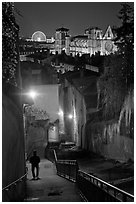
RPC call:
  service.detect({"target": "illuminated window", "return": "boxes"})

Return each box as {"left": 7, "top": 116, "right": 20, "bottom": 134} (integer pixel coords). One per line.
{"left": 56, "top": 33, "right": 60, "bottom": 39}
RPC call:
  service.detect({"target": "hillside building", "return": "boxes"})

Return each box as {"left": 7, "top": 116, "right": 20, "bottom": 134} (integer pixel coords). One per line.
{"left": 19, "top": 25, "right": 117, "bottom": 61}
{"left": 56, "top": 25, "right": 117, "bottom": 56}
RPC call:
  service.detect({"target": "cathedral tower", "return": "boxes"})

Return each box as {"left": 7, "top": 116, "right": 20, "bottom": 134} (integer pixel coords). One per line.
{"left": 55, "top": 27, "right": 69, "bottom": 54}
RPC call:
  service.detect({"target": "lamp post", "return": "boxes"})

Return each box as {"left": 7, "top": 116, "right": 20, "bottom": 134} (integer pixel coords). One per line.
{"left": 27, "top": 90, "right": 37, "bottom": 100}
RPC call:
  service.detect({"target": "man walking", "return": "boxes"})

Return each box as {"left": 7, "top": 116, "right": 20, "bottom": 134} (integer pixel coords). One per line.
{"left": 30, "top": 150, "right": 40, "bottom": 180}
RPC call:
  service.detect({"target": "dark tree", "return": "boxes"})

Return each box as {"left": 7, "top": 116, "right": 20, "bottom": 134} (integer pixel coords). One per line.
{"left": 98, "top": 54, "right": 127, "bottom": 120}
{"left": 2, "top": 2, "right": 19, "bottom": 86}
{"left": 114, "top": 3, "right": 134, "bottom": 87}
{"left": 115, "top": 3, "right": 134, "bottom": 51}
{"left": 98, "top": 3, "right": 134, "bottom": 120}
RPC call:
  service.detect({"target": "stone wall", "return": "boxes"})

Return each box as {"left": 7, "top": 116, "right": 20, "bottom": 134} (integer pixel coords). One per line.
{"left": 59, "top": 80, "right": 86, "bottom": 145}
{"left": 27, "top": 124, "right": 48, "bottom": 159}
{"left": 85, "top": 120, "right": 133, "bottom": 162}
{"left": 2, "top": 85, "right": 26, "bottom": 201}
{"left": 85, "top": 91, "right": 134, "bottom": 162}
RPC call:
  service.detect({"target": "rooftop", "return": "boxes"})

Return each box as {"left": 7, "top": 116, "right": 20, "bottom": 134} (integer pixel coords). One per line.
{"left": 71, "top": 35, "right": 88, "bottom": 40}
{"left": 85, "top": 26, "right": 102, "bottom": 31}
{"left": 56, "top": 27, "right": 69, "bottom": 32}
{"left": 63, "top": 69, "right": 99, "bottom": 81}
{"left": 63, "top": 69, "right": 99, "bottom": 109}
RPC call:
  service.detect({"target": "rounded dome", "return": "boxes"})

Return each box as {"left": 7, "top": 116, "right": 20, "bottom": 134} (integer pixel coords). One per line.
{"left": 32, "top": 31, "right": 46, "bottom": 42}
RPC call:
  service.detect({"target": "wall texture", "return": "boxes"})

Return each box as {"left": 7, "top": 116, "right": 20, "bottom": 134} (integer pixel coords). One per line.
{"left": 2, "top": 86, "right": 26, "bottom": 201}
{"left": 25, "top": 84, "right": 59, "bottom": 158}
{"left": 27, "top": 124, "right": 48, "bottom": 158}
{"left": 85, "top": 120, "right": 134, "bottom": 162}
{"left": 59, "top": 80, "right": 86, "bottom": 145}
{"left": 85, "top": 91, "right": 134, "bottom": 162}
{"left": 30, "top": 84, "right": 59, "bottom": 122}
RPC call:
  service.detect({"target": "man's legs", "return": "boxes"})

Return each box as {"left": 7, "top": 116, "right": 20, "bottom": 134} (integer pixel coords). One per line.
{"left": 36, "top": 165, "right": 39, "bottom": 179}
{"left": 32, "top": 165, "right": 35, "bottom": 179}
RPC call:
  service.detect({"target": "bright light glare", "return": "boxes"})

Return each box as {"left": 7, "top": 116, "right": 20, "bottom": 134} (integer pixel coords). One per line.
{"left": 58, "top": 110, "right": 64, "bottom": 117}
{"left": 37, "top": 37, "right": 41, "bottom": 41}
{"left": 68, "top": 114, "right": 73, "bottom": 119}
{"left": 28, "top": 91, "right": 37, "bottom": 99}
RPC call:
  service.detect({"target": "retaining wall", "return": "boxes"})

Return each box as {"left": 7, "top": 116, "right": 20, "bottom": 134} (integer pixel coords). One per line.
{"left": 2, "top": 85, "right": 26, "bottom": 201}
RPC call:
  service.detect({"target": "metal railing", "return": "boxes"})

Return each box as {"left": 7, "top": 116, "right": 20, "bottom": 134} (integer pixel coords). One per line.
{"left": 53, "top": 149, "right": 58, "bottom": 162}
{"left": 53, "top": 149, "right": 78, "bottom": 182}
{"left": 53, "top": 150, "right": 134, "bottom": 202}
{"left": 56, "top": 159, "right": 79, "bottom": 182}
{"left": 2, "top": 167, "right": 28, "bottom": 201}
{"left": 45, "top": 148, "right": 57, "bottom": 162}
{"left": 77, "top": 170, "right": 134, "bottom": 202}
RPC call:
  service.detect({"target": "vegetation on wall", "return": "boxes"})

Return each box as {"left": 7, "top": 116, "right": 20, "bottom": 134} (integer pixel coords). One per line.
{"left": 2, "top": 2, "right": 19, "bottom": 86}
{"left": 98, "top": 3, "right": 134, "bottom": 120}
{"left": 114, "top": 3, "right": 134, "bottom": 87}
{"left": 25, "top": 105, "right": 49, "bottom": 120}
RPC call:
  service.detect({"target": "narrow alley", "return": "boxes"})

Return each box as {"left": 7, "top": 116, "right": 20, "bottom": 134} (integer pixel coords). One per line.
{"left": 25, "top": 159, "right": 82, "bottom": 202}
{"left": 2, "top": 2, "right": 134, "bottom": 202}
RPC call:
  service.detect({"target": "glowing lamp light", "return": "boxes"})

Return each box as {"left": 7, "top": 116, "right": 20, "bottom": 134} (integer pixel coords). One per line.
{"left": 28, "top": 91, "right": 37, "bottom": 99}
{"left": 68, "top": 114, "right": 73, "bottom": 119}
{"left": 58, "top": 110, "right": 64, "bottom": 117}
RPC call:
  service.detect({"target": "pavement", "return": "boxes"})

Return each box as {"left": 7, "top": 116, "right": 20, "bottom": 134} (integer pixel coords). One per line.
{"left": 25, "top": 149, "right": 134, "bottom": 202}
{"left": 25, "top": 159, "right": 82, "bottom": 202}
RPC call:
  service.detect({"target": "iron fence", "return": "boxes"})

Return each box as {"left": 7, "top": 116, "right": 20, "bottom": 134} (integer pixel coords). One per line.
{"left": 2, "top": 167, "right": 28, "bottom": 201}
{"left": 53, "top": 150, "right": 134, "bottom": 202}
{"left": 77, "top": 170, "right": 134, "bottom": 202}
{"left": 56, "top": 160, "right": 78, "bottom": 182}
{"left": 46, "top": 148, "right": 57, "bottom": 162}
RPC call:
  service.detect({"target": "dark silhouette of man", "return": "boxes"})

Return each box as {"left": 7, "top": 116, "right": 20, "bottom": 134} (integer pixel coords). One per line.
{"left": 30, "top": 150, "right": 40, "bottom": 180}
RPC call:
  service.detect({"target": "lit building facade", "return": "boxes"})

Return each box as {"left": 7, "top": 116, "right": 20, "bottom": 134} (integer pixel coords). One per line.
{"left": 19, "top": 31, "right": 56, "bottom": 62}
{"left": 19, "top": 26, "right": 117, "bottom": 62}
{"left": 55, "top": 25, "right": 117, "bottom": 56}
{"left": 55, "top": 27, "right": 69, "bottom": 54}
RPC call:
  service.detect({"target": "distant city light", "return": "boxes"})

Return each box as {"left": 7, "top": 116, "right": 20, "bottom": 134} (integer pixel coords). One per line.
{"left": 32, "top": 31, "right": 46, "bottom": 42}
{"left": 37, "top": 37, "right": 41, "bottom": 41}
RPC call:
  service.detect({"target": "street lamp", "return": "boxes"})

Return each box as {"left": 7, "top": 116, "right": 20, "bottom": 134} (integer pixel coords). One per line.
{"left": 58, "top": 110, "right": 73, "bottom": 120}
{"left": 27, "top": 90, "right": 37, "bottom": 99}
{"left": 58, "top": 110, "right": 77, "bottom": 144}
{"left": 68, "top": 114, "right": 73, "bottom": 119}
{"left": 58, "top": 109, "right": 64, "bottom": 117}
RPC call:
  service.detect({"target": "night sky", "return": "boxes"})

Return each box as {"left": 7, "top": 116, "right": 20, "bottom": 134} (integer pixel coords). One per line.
{"left": 14, "top": 2, "right": 133, "bottom": 38}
